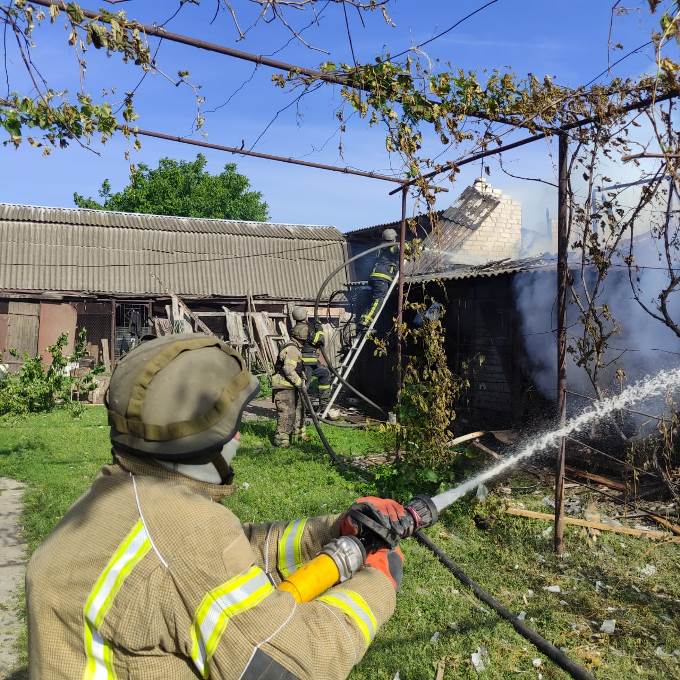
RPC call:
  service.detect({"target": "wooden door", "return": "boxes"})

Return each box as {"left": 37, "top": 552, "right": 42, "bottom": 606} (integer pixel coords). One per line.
{"left": 5, "top": 301, "right": 40, "bottom": 370}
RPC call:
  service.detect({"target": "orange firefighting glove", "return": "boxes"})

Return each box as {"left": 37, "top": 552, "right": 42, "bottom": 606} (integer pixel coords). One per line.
{"left": 365, "top": 546, "right": 404, "bottom": 591}
{"left": 340, "top": 496, "right": 409, "bottom": 545}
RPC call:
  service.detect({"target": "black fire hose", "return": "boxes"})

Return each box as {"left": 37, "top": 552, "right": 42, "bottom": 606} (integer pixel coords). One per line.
{"left": 313, "top": 242, "right": 395, "bottom": 416}
{"left": 415, "top": 530, "right": 595, "bottom": 680}
{"left": 299, "top": 392, "right": 594, "bottom": 680}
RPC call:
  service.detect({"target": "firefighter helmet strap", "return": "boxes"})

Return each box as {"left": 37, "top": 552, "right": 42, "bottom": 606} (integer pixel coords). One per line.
{"left": 107, "top": 337, "right": 250, "bottom": 442}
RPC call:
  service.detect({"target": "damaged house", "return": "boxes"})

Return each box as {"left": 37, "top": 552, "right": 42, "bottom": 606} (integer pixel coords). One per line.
{"left": 347, "top": 178, "right": 678, "bottom": 432}
{"left": 0, "top": 203, "right": 347, "bottom": 372}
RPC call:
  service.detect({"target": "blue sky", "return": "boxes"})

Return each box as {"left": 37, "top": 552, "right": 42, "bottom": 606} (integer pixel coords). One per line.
{"left": 0, "top": 0, "right": 666, "bottom": 232}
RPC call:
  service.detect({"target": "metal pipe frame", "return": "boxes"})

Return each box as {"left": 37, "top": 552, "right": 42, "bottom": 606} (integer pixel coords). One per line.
{"left": 554, "top": 132, "right": 569, "bottom": 555}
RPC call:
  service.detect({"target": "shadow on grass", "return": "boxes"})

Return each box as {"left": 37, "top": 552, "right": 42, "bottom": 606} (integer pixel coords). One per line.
{"left": 6, "top": 667, "right": 28, "bottom": 680}
{"left": 0, "top": 438, "right": 47, "bottom": 458}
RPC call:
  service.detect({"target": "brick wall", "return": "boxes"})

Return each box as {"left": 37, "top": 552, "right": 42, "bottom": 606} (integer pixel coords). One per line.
{"left": 452, "top": 178, "right": 522, "bottom": 263}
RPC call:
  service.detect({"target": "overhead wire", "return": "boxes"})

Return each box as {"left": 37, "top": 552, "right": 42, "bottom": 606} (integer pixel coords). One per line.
{"left": 388, "top": 0, "right": 501, "bottom": 60}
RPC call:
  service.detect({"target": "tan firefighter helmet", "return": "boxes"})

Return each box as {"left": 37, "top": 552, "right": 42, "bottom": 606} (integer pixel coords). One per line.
{"left": 291, "top": 306, "right": 308, "bottom": 322}
{"left": 382, "top": 228, "right": 398, "bottom": 242}
{"left": 106, "top": 334, "right": 259, "bottom": 460}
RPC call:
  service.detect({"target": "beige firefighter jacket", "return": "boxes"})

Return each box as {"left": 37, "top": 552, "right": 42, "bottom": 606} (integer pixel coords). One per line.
{"left": 272, "top": 341, "right": 303, "bottom": 390}
{"left": 26, "top": 453, "right": 395, "bottom": 680}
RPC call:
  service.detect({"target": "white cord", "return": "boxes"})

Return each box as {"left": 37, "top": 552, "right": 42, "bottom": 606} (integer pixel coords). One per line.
{"left": 131, "top": 473, "right": 169, "bottom": 569}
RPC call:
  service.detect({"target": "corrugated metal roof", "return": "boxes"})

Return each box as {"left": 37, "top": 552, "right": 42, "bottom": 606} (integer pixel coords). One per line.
{"left": 0, "top": 203, "right": 347, "bottom": 299}
{"left": 407, "top": 255, "right": 557, "bottom": 283}
{"left": 0, "top": 203, "right": 343, "bottom": 240}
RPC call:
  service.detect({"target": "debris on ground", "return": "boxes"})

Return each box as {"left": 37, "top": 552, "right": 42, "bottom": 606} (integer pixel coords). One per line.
{"left": 544, "top": 585, "right": 561, "bottom": 593}
{"left": 600, "top": 619, "right": 617, "bottom": 634}
{"left": 639, "top": 564, "right": 657, "bottom": 578}
{"left": 430, "top": 631, "right": 441, "bottom": 644}
{"left": 471, "top": 645, "right": 490, "bottom": 674}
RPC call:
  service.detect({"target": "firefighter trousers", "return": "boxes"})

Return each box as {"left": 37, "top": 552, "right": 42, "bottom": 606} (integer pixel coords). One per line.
{"left": 360, "top": 277, "right": 391, "bottom": 328}
{"left": 273, "top": 388, "right": 304, "bottom": 443}
{"left": 303, "top": 362, "right": 332, "bottom": 405}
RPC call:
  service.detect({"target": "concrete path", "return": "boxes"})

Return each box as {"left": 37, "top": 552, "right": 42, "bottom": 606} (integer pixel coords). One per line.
{"left": 0, "top": 478, "right": 26, "bottom": 679}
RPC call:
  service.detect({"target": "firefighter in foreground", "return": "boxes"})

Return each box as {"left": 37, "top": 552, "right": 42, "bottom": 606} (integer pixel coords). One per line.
{"left": 272, "top": 321, "right": 308, "bottom": 446}
{"left": 358, "top": 228, "right": 400, "bottom": 331}
{"left": 291, "top": 306, "right": 333, "bottom": 411}
{"left": 26, "top": 334, "right": 405, "bottom": 680}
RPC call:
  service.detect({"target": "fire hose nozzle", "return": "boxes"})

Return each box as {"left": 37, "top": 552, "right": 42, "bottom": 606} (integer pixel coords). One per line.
{"left": 404, "top": 495, "right": 439, "bottom": 535}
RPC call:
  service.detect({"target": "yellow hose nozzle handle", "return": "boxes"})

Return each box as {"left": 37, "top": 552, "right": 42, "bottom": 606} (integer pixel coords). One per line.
{"left": 278, "top": 536, "right": 366, "bottom": 603}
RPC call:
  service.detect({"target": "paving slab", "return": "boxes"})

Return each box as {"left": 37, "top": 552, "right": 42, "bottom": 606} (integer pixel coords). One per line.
{"left": 0, "top": 478, "right": 26, "bottom": 679}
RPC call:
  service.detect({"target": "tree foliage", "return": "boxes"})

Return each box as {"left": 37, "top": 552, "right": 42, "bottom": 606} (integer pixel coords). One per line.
{"left": 73, "top": 154, "right": 269, "bottom": 221}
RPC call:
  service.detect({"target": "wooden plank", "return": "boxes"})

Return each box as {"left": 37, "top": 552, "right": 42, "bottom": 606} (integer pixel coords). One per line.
{"left": 564, "top": 466, "right": 627, "bottom": 492}
{"left": 251, "top": 313, "right": 278, "bottom": 368}
{"left": 8, "top": 301, "right": 40, "bottom": 316}
{"left": 173, "top": 294, "right": 213, "bottom": 335}
{"left": 505, "top": 507, "right": 680, "bottom": 542}
{"left": 647, "top": 514, "right": 680, "bottom": 537}
{"left": 449, "top": 431, "right": 485, "bottom": 446}
{"left": 101, "top": 338, "right": 111, "bottom": 372}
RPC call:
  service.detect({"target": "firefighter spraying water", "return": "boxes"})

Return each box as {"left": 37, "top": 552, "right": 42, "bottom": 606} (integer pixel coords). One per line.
{"left": 284, "top": 366, "right": 680, "bottom": 604}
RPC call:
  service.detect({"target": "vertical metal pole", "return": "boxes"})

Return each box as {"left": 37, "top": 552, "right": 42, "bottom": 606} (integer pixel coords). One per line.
{"left": 110, "top": 299, "right": 116, "bottom": 369}
{"left": 554, "top": 133, "right": 569, "bottom": 556}
{"left": 396, "top": 187, "right": 407, "bottom": 397}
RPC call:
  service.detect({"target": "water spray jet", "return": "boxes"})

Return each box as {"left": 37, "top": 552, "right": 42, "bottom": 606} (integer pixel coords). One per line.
{"left": 432, "top": 366, "right": 680, "bottom": 513}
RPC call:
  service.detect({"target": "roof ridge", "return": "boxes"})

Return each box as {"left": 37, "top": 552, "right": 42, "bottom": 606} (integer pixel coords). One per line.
{"left": 0, "top": 202, "right": 338, "bottom": 231}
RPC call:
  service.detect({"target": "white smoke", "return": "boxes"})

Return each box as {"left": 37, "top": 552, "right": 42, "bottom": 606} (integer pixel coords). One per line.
{"left": 514, "top": 232, "right": 679, "bottom": 417}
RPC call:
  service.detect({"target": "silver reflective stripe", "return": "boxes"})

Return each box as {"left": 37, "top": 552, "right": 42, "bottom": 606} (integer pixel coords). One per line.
{"left": 190, "top": 566, "right": 274, "bottom": 678}
{"left": 82, "top": 520, "right": 151, "bottom": 680}
{"left": 317, "top": 589, "right": 377, "bottom": 646}
{"left": 277, "top": 519, "right": 307, "bottom": 578}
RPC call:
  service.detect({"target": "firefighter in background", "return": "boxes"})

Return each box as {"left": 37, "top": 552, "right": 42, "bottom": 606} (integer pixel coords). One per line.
{"left": 291, "top": 307, "right": 332, "bottom": 411}
{"left": 271, "top": 323, "right": 308, "bottom": 447}
{"left": 26, "top": 334, "right": 404, "bottom": 679}
{"left": 358, "top": 228, "right": 400, "bottom": 331}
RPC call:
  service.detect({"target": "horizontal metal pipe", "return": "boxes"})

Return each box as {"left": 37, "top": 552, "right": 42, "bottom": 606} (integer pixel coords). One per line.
{"left": 126, "top": 127, "right": 406, "bottom": 183}
{"left": 390, "top": 89, "right": 679, "bottom": 194}
{"left": 28, "top": 0, "right": 531, "bottom": 131}
{"left": 28, "top": 0, "right": 347, "bottom": 85}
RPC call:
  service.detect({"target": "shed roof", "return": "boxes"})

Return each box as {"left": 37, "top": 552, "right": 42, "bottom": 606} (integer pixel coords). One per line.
{"left": 407, "top": 255, "right": 557, "bottom": 283}
{"left": 0, "top": 203, "right": 347, "bottom": 300}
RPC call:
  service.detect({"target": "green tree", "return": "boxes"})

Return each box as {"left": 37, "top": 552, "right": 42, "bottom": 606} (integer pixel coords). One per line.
{"left": 73, "top": 154, "right": 269, "bottom": 221}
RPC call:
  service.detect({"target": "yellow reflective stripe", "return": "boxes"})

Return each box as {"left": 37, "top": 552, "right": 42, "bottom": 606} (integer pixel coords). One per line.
{"left": 190, "top": 566, "right": 274, "bottom": 678}
{"left": 370, "top": 272, "right": 394, "bottom": 281}
{"left": 361, "top": 299, "right": 380, "bottom": 324}
{"left": 277, "top": 519, "right": 308, "bottom": 578}
{"left": 318, "top": 384, "right": 331, "bottom": 391}
{"left": 312, "top": 331, "right": 324, "bottom": 344}
{"left": 82, "top": 520, "right": 151, "bottom": 680}
{"left": 317, "top": 589, "right": 377, "bottom": 646}
{"left": 301, "top": 357, "right": 318, "bottom": 363}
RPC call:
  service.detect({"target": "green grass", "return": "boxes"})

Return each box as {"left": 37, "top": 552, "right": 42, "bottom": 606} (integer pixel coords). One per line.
{"left": 1, "top": 409, "right": 679, "bottom": 679}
